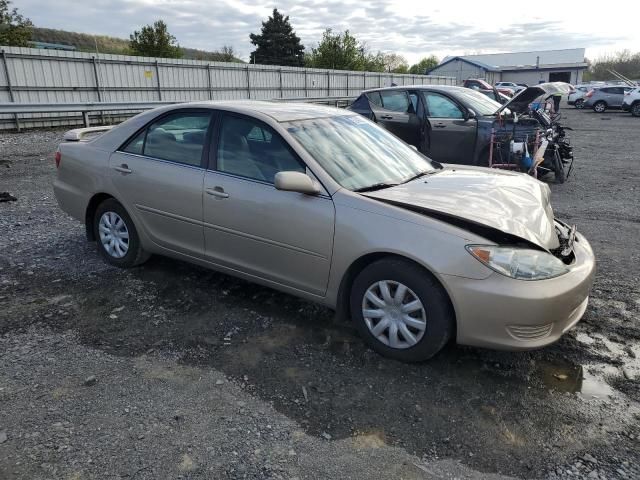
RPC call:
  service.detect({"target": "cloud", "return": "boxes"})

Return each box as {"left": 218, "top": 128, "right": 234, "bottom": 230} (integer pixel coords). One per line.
{"left": 17, "top": 0, "right": 628, "bottom": 62}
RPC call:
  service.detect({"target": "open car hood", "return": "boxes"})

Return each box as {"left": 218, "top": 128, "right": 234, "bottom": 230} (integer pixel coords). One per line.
{"left": 496, "top": 82, "right": 572, "bottom": 114}
{"left": 363, "top": 166, "right": 560, "bottom": 250}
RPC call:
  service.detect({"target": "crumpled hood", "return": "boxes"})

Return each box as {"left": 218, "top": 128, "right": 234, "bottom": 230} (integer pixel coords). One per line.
{"left": 363, "top": 166, "right": 560, "bottom": 250}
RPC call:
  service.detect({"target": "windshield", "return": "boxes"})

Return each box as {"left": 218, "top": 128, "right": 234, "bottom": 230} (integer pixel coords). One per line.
{"left": 286, "top": 115, "right": 435, "bottom": 191}
{"left": 455, "top": 89, "right": 503, "bottom": 115}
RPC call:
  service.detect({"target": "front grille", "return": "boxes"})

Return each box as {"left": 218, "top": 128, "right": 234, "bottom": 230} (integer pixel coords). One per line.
{"left": 507, "top": 323, "right": 554, "bottom": 341}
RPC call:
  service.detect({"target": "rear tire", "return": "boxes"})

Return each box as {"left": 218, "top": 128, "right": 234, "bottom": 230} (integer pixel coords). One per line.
{"left": 93, "top": 198, "right": 149, "bottom": 268}
{"left": 575, "top": 99, "right": 585, "bottom": 109}
{"left": 349, "top": 258, "right": 454, "bottom": 362}
{"left": 593, "top": 101, "right": 606, "bottom": 113}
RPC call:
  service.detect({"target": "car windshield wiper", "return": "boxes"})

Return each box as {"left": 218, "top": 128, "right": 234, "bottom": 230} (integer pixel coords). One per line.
{"left": 353, "top": 182, "right": 399, "bottom": 193}
{"left": 400, "top": 170, "right": 439, "bottom": 184}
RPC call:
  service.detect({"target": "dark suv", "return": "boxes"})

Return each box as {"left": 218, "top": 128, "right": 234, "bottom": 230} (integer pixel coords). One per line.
{"left": 348, "top": 85, "right": 542, "bottom": 166}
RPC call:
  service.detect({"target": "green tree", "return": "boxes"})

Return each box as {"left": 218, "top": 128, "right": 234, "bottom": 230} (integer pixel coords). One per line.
{"left": 219, "top": 45, "right": 236, "bottom": 62}
{"left": 0, "top": 0, "right": 33, "bottom": 47}
{"left": 249, "top": 8, "right": 304, "bottom": 66}
{"left": 408, "top": 55, "right": 439, "bottom": 74}
{"left": 382, "top": 53, "right": 409, "bottom": 73}
{"left": 588, "top": 50, "right": 640, "bottom": 82}
{"left": 129, "top": 20, "right": 182, "bottom": 58}
{"left": 305, "top": 29, "right": 385, "bottom": 71}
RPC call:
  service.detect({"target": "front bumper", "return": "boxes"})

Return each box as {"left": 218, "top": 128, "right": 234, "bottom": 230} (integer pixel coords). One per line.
{"left": 442, "top": 232, "right": 596, "bottom": 350}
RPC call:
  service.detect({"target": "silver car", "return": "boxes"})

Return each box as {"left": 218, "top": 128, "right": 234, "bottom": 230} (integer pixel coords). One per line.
{"left": 54, "top": 101, "right": 595, "bottom": 361}
{"left": 567, "top": 85, "right": 591, "bottom": 109}
{"left": 583, "top": 85, "right": 636, "bottom": 112}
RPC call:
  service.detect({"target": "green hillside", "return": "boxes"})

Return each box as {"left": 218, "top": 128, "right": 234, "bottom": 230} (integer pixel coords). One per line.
{"left": 30, "top": 27, "right": 244, "bottom": 62}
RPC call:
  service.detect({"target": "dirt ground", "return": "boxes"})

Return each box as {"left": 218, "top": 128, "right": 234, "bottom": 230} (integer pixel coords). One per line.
{"left": 0, "top": 106, "right": 639, "bottom": 480}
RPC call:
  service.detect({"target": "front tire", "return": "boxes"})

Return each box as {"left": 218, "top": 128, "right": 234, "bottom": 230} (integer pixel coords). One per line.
{"left": 593, "top": 101, "right": 606, "bottom": 113}
{"left": 349, "top": 258, "right": 454, "bottom": 362}
{"left": 93, "top": 198, "right": 149, "bottom": 268}
{"left": 632, "top": 103, "right": 640, "bottom": 117}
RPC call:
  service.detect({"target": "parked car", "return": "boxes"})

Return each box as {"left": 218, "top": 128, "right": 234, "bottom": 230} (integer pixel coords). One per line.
{"left": 348, "top": 83, "right": 563, "bottom": 166}
{"left": 495, "top": 81, "right": 526, "bottom": 94}
{"left": 479, "top": 89, "right": 511, "bottom": 104}
{"left": 54, "top": 101, "right": 595, "bottom": 362}
{"left": 583, "top": 85, "right": 636, "bottom": 112}
{"left": 621, "top": 86, "right": 640, "bottom": 117}
{"left": 463, "top": 78, "right": 514, "bottom": 97}
{"left": 567, "top": 85, "right": 591, "bottom": 109}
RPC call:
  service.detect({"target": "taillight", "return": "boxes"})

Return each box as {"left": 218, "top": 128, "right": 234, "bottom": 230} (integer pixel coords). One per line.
{"left": 55, "top": 151, "right": 61, "bottom": 168}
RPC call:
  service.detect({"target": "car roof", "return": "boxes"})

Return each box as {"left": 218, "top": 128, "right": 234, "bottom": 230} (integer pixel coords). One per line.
{"left": 162, "top": 100, "right": 354, "bottom": 123}
{"left": 363, "top": 85, "right": 472, "bottom": 94}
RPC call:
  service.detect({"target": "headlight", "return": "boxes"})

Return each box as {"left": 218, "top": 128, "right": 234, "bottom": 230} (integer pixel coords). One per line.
{"left": 466, "top": 245, "right": 569, "bottom": 280}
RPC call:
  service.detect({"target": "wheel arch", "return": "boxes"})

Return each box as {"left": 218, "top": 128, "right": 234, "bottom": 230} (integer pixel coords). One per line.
{"left": 85, "top": 192, "right": 115, "bottom": 241}
{"left": 335, "top": 252, "right": 457, "bottom": 335}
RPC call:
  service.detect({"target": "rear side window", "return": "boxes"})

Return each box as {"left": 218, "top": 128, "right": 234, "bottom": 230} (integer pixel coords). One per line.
{"left": 380, "top": 90, "right": 410, "bottom": 112}
{"left": 367, "top": 91, "right": 383, "bottom": 107}
{"left": 123, "top": 130, "right": 145, "bottom": 155}
{"left": 122, "top": 112, "right": 211, "bottom": 167}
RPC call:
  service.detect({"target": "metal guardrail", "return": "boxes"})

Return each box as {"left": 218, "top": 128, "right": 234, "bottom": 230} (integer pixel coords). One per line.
{"left": 0, "top": 97, "right": 356, "bottom": 130}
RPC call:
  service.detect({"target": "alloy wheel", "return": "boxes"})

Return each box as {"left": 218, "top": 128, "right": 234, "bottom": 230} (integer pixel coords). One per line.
{"left": 98, "top": 211, "right": 130, "bottom": 258}
{"left": 575, "top": 99, "right": 584, "bottom": 109}
{"left": 632, "top": 103, "right": 640, "bottom": 117}
{"left": 594, "top": 102, "right": 606, "bottom": 113}
{"left": 361, "top": 280, "right": 427, "bottom": 349}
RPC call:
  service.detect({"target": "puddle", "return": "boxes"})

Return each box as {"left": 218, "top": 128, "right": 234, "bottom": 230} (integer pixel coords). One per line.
{"left": 539, "top": 362, "right": 616, "bottom": 400}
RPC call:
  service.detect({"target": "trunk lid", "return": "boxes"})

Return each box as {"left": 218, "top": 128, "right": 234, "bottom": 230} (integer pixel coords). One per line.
{"left": 497, "top": 82, "right": 572, "bottom": 114}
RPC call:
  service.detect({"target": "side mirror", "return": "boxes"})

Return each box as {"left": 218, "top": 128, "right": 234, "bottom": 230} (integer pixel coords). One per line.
{"left": 465, "top": 109, "right": 477, "bottom": 120}
{"left": 274, "top": 171, "right": 320, "bottom": 195}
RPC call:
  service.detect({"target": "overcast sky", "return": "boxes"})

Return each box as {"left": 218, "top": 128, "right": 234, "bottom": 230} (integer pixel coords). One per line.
{"left": 17, "top": 0, "right": 635, "bottom": 63}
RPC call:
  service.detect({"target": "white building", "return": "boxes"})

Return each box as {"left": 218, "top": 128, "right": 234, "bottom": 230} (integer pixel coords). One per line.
{"left": 427, "top": 48, "right": 587, "bottom": 85}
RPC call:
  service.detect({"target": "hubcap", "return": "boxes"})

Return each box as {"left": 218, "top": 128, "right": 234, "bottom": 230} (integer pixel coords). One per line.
{"left": 98, "top": 211, "right": 130, "bottom": 258}
{"left": 362, "top": 280, "right": 427, "bottom": 349}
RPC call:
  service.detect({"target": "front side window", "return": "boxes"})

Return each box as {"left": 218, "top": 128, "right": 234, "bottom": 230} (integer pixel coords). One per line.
{"left": 381, "top": 90, "right": 410, "bottom": 112}
{"left": 286, "top": 114, "right": 436, "bottom": 191}
{"left": 425, "top": 92, "right": 464, "bottom": 118}
{"left": 216, "top": 115, "right": 304, "bottom": 183}
{"left": 123, "top": 112, "right": 211, "bottom": 167}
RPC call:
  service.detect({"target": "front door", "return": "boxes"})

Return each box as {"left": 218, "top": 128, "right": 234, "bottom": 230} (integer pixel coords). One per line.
{"left": 423, "top": 91, "right": 477, "bottom": 165}
{"left": 202, "top": 113, "right": 335, "bottom": 296}
{"left": 109, "top": 110, "right": 213, "bottom": 256}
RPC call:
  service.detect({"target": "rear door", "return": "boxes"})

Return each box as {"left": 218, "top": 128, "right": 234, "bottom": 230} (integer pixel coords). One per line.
{"left": 202, "top": 112, "right": 335, "bottom": 296}
{"left": 109, "top": 110, "right": 213, "bottom": 256}
{"left": 369, "top": 90, "right": 421, "bottom": 147}
{"left": 423, "top": 91, "right": 476, "bottom": 164}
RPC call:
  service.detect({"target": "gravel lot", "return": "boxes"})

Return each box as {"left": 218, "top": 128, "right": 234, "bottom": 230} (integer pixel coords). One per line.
{"left": 1, "top": 107, "right": 639, "bottom": 480}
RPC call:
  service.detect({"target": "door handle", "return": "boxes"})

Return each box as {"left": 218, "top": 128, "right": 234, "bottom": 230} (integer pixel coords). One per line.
{"left": 114, "top": 164, "right": 132, "bottom": 174}
{"left": 433, "top": 123, "right": 446, "bottom": 128}
{"left": 206, "top": 187, "right": 229, "bottom": 199}
{"left": 380, "top": 115, "right": 393, "bottom": 120}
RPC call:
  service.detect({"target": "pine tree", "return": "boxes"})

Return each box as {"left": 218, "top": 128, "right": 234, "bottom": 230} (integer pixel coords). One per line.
{"left": 249, "top": 9, "right": 304, "bottom": 66}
